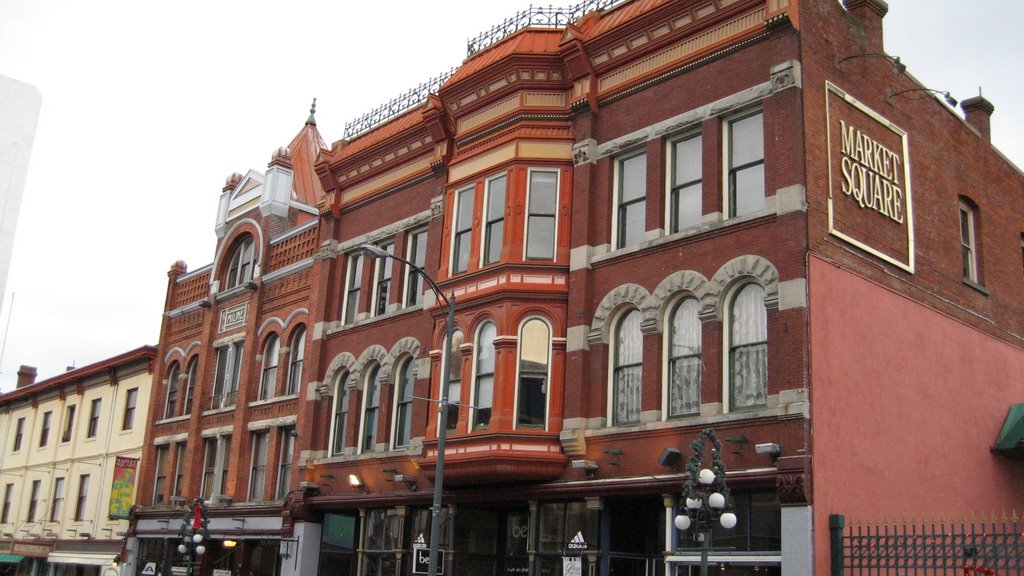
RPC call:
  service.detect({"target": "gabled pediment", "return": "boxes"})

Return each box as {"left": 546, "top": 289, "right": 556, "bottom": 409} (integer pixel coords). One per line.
{"left": 227, "top": 170, "right": 265, "bottom": 219}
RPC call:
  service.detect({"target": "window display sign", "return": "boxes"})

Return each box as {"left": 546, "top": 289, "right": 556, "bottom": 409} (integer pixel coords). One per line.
{"left": 825, "top": 81, "right": 915, "bottom": 273}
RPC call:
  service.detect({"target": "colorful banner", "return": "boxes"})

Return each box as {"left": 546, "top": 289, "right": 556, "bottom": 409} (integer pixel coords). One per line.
{"left": 108, "top": 456, "right": 138, "bottom": 519}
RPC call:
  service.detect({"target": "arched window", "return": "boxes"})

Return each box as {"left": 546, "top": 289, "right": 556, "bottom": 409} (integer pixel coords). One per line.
{"left": 183, "top": 357, "right": 198, "bottom": 415}
{"left": 612, "top": 309, "right": 642, "bottom": 426}
{"left": 225, "top": 236, "right": 256, "bottom": 289}
{"left": 473, "top": 322, "right": 496, "bottom": 429}
{"left": 667, "top": 298, "right": 701, "bottom": 418}
{"left": 163, "top": 363, "right": 180, "bottom": 420}
{"left": 331, "top": 371, "right": 350, "bottom": 456}
{"left": 286, "top": 326, "right": 306, "bottom": 396}
{"left": 360, "top": 364, "right": 382, "bottom": 453}
{"left": 446, "top": 330, "right": 464, "bottom": 432}
{"left": 517, "top": 319, "right": 550, "bottom": 429}
{"left": 392, "top": 358, "right": 415, "bottom": 449}
{"left": 728, "top": 283, "right": 767, "bottom": 410}
{"left": 259, "top": 335, "right": 280, "bottom": 400}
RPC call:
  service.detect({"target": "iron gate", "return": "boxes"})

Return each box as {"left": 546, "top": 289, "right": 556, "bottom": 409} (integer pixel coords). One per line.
{"left": 830, "top": 514, "right": 1022, "bottom": 575}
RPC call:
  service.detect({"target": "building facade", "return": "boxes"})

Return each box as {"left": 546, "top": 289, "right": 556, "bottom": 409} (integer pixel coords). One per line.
{"left": 0, "top": 346, "right": 156, "bottom": 576}
{"left": 132, "top": 0, "right": 1024, "bottom": 575}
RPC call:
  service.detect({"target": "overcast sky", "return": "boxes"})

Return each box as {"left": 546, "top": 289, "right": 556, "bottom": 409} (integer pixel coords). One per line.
{"left": 0, "top": 0, "right": 1021, "bottom": 392}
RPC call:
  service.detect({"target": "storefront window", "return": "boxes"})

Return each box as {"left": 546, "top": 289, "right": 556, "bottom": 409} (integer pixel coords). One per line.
{"left": 363, "top": 509, "right": 402, "bottom": 576}
{"left": 319, "top": 513, "right": 357, "bottom": 576}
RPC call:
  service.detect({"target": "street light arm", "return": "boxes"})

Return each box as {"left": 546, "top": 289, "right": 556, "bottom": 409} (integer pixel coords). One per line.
{"left": 358, "top": 244, "right": 451, "bottom": 308}
{"left": 356, "top": 242, "right": 453, "bottom": 576}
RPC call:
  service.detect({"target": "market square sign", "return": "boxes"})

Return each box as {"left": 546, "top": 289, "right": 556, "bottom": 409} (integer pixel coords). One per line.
{"left": 825, "top": 81, "right": 915, "bottom": 273}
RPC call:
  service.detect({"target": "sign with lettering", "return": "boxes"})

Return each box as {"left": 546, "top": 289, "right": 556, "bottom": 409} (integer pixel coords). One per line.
{"left": 563, "top": 556, "right": 581, "bottom": 576}
{"left": 413, "top": 548, "right": 443, "bottom": 575}
{"left": 825, "top": 81, "right": 915, "bottom": 272}
{"left": 219, "top": 302, "right": 248, "bottom": 332}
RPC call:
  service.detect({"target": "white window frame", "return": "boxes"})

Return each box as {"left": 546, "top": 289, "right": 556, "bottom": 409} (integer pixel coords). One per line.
{"left": 153, "top": 445, "right": 169, "bottom": 504}
{"left": 212, "top": 341, "right": 244, "bottom": 409}
{"left": 358, "top": 364, "right": 382, "bottom": 454}
{"left": 330, "top": 371, "right": 350, "bottom": 456}
{"left": 450, "top": 185, "right": 476, "bottom": 274}
{"left": 342, "top": 253, "right": 364, "bottom": 324}
{"left": 403, "top": 228, "right": 428, "bottom": 307}
{"left": 481, "top": 173, "right": 507, "bottom": 267}
{"left": 276, "top": 427, "right": 295, "bottom": 499}
{"left": 662, "top": 296, "right": 702, "bottom": 420}
{"left": 370, "top": 241, "right": 395, "bottom": 316}
{"left": 259, "top": 335, "right": 280, "bottom": 401}
{"left": 443, "top": 330, "right": 465, "bottom": 434}
{"left": 471, "top": 321, "right": 497, "bottom": 430}
{"left": 523, "top": 169, "right": 560, "bottom": 261}
{"left": 612, "top": 151, "right": 647, "bottom": 250}
{"left": 514, "top": 317, "right": 552, "bottom": 431}
{"left": 665, "top": 131, "right": 703, "bottom": 234}
{"left": 286, "top": 326, "right": 305, "bottom": 396}
{"left": 722, "top": 283, "right": 768, "bottom": 413}
{"left": 607, "top": 308, "right": 643, "bottom": 426}
{"left": 723, "top": 109, "right": 765, "bottom": 219}
{"left": 391, "top": 358, "right": 415, "bottom": 450}
{"left": 249, "top": 431, "right": 269, "bottom": 501}
{"left": 959, "top": 200, "right": 978, "bottom": 282}
{"left": 225, "top": 236, "right": 256, "bottom": 289}
{"left": 164, "top": 363, "right": 180, "bottom": 420}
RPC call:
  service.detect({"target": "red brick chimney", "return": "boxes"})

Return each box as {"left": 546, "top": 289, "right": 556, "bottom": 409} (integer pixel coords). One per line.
{"left": 16, "top": 365, "right": 37, "bottom": 388}
{"left": 843, "top": 0, "right": 888, "bottom": 53}
{"left": 960, "top": 95, "right": 995, "bottom": 143}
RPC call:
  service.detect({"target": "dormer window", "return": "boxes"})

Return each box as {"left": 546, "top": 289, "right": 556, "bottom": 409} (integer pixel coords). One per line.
{"left": 225, "top": 236, "right": 256, "bottom": 289}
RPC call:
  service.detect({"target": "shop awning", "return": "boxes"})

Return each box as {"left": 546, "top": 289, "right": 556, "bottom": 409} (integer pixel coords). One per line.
{"left": 47, "top": 552, "right": 115, "bottom": 566}
{"left": 992, "top": 403, "right": 1024, "bottom": 458}
{"left": 0, "top": 555, "right": 24, "bottom": 564}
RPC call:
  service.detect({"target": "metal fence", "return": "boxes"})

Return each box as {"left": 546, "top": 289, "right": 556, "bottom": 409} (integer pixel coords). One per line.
{"left": 830, "top": 513, "right": 1023, "bottom": 575}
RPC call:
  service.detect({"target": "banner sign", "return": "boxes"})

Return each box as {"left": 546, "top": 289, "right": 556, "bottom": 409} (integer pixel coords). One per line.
{"left": 109, "top": 456, "right": 139, "bottom": 519}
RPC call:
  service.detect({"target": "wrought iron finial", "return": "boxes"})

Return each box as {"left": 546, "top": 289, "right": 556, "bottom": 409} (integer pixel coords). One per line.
{"left": 343, "top": 68, "right": 456, "bottom": 139}
{"left": 306, "top": 98, "right": 317, "bottom": 126}
{"left": 466, "top": 0, "right": 627, "bottom": 56}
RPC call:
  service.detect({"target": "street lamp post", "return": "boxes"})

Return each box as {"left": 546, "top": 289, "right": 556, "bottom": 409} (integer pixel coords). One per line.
{"left": 177, "top": 498, "right": 210, "bottom": 576}
{"left": 359, "top": 244, "right": 454, "bottom": 576}
{"left": 673, "top": 428, "right": 737, "bottom": 576}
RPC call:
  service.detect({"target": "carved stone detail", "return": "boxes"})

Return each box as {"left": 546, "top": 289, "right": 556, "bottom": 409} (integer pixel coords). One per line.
{"left": 589, "top": 283, "right": 651, "bottom": 345}
{"left": 776, "top": 471, "right": 810, "bottom": 505}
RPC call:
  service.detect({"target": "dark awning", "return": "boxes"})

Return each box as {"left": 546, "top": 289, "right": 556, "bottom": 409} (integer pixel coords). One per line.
{"left": 992, "top": 403, "right": 1024, "bottom": 458}
{"left": 0, "top": 555, "right": 24, "bottom": 564}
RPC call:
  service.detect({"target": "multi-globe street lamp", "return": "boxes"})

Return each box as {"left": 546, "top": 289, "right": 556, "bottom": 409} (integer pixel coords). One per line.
{"left": 359, "top": 244, "right": 455, "bottom": 576}
{"left": 177, "top": 498, "right": 211, "bottom": 576}
{"left": 673, "top": 428, "right": 737, "bottom": 576}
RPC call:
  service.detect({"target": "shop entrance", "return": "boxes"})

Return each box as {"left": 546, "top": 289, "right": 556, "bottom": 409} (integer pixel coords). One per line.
{"left": 451, "top": 505, "right": 530, "bottom": 576}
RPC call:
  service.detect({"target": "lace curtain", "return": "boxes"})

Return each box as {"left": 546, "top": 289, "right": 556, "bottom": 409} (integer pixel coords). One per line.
{"left": 614, "top": 310, "right": 642, "bottom": 425}
{"left": 669, "top": 298, "right": 701, "bottom": 417}
{"left": 730, "top": 284, "right": 767, "bottom": 409}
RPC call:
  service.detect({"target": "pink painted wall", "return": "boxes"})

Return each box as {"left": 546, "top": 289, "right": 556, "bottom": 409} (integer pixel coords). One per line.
{"left": 809, "top": 256, "right": 1024, "bottom": 573}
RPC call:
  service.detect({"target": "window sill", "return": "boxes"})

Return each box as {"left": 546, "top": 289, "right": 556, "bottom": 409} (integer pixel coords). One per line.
{"left": 214, "top": 284, "right": 253, "bottom": 301}
{"left": 155, "top": 414, "right": 191, "bottom": 425}
{"left": 324, "top": 304, "right": 424, "bottom": 337}
{"left": 962, "top": 278, "right": 989, "bottom": 296}
{"left": 248, "top": 394, "right": 299, "bottom": 408}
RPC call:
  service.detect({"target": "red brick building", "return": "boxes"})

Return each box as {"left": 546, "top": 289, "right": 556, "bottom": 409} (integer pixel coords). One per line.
{"left": 130, "top": 0, "right": 1024, "bottom": 575}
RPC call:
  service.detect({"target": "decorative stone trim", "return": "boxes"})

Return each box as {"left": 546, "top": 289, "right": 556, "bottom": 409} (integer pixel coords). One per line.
{"left": 320, "top": 352, "right": 357, "bottom": 397}
{"left": 354, "top": 345, "right": 391, "bottom": 388}
{"left": 646, "top": 270, "right": 713, "bottom": 331}
{"left": 588, "top": 283, "right": 651, "bottom": 345}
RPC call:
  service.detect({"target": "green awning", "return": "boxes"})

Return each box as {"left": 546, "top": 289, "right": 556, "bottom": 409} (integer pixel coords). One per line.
{"left": 0, "top": 555, "right": 24, "bottom": 564}
{"left": 993, "top": 403, "right": 1024, "bottom": 455}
